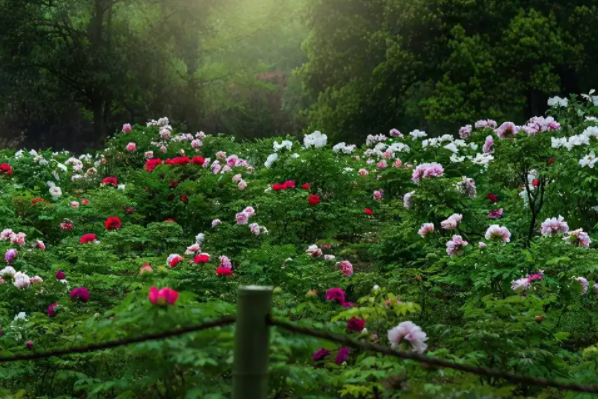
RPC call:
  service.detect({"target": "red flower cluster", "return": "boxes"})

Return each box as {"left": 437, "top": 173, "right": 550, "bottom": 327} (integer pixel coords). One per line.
{"left": 181, "top": 195, "right": 189, "bottom": 203}
{"left": 105, "top": 216, "right": 122, "bottom": 230}
{"left": 486, "top": 193, "right": 498, "bottom": 204}
{"left": 70, "top": 287, "right": 90, "bottom": 303}
{"left": 102, "top": 177, "right": 118, "bottom": 187}
{"left": 165, "top": 157, "right": 191, "bottom": 166}
{"left": 145, "top": 158, "right": 163, "bottom": 172}
{"left": 81, "top": 198, "right": 90, "bottom": 205}
{"left": 308, "top": 194, "right": 321, "bottom": 206}
{"left": 302, "top": 183, "right": 311, "bottom": 190}
{"left": 364, "top": 208, "right": 373, "bottom": 216}
{"left": 194, "top": 253, "right": 210, "bottom": 264}
{"left": 346, "top": 317, "right": 366, "bottom": 332}
{"left": 79, "top": 233, "right": 97, "bottom": 244}
{"left": 192, "top": 156, "right": 205, "bottom": 165}
{"left": 532, "top": 179, "right": 539, "bottom": 187}
{"left": 272, "top": 180, "right": 296, "bottom": 191}
{"left": 0, "top": 163, "right": 13, "bottom": 176}
{"left": 31, "top": 198, "right": 45, "bottom": 205}
{"left": 547, "top": 157, "right": 555, "bottom": 166}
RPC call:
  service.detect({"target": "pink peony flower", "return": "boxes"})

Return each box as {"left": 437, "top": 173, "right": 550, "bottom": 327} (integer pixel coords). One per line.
{"left": 488, "top": 208, "right": 503, "bottom": 219}
{"left": 393, "top": 158, "right": 402, "bottom": 168}
{"left": 418, "top": 223, "right": 435, "bottom": 238}
{"left": 10, "top": 232, "right": 26, "bottom": 246}
{"left": 457, "top": 177, "right": 477, "bottom": 198}
{"left": 373, "top": 190, "right": 383, "bottom": 200}
{"left": 216, "top": 266, "right": 233, "bottom": 276}
{"left": 483, "top": 135, "right": 494, "bottom": 153}
{"left": 527, "top": 271, "right": 544, "bottom": 282}
{"left": 484, "top": 225, "right": 511, "bottom": 243}
{"left": 478, "top": 242, "right": 486, "bottom": 249}
{"left": 312, "top": 348, "right": 330, "bottom": 361}
{"left": 194, "top": 253, "right": 210, "bottom": 264}
{"left": 358, "top": 169, "right": 369, "bottom": 176}
{"left": 47, "top": 302, "right": 59, "bottom": 317}
{"left": 564, "top": 229, "right": 591, "bottom": 248}
{"left": 347, "top": 317, "right": 365, "bottom": 332}
{"left": 139, "top": 264, "right": 153, "bottom": 275}
{"left": 377, "top": 161, "right": 387, "bottom": 169}
{"left": 575, "top": 277, "right": 589, "bottom": 294}
{"left": 148, "top": 287, "right": 179, "bottom": 306}
{"left": 403, "top": 191, "right": 415, "bottom": 209}
{"left": 126, "top": 142, "right": 137, "bottom": 152}
{"left": 511, "top": 278, "right": 531, "bottom": 292}
{"left": 56, "top": 270, "right": 66, "bottom": 280}
{"left": 382, "top": 151, "right": 393, "bottom": 159}
{"left": 440, "top": 214, "right": 463, "bottom": 230}
{"left": 335, "top": 347, "right": 350, "bottom": 364}
{"left": 211, "top": 219, "right": 222, "bottom": 228}
{"left": 70, "top": 201, "right": 80, "bottom": 209}
{"left": 236, "top": 212, "right": 249, "bottom": 225}
{"left": 185, "top": 243, "right": 201, "bottom": 255}
{"left": 446, "top": 235, "right": 468, "bottom": 256}
{"left": 5, "top": 248, "right": 17, "bottom": 264}
{"left": 387, "top": 321, "right": 428, "bottom": 353}
{"left": 324, "top": 254, "right": 336, "bottom": 261}
{"left": 36, "top": 240, "right": 45, "bottom": 251}
{"left": 0, "top": 229, "right": 13, "bottom": 241}
{"left": 232, "top": 174, "right": 243, "bottom": 183}
{"left": 338, "top": 260, "right": 354, "bottom": 277}
{"left": 167, "top": 254, "right": 184, "bottom": 268}
{"left": 30, "top": 276, "right": 43, "bottom": 284}
{"left": 219, "top": 255, "right": 233, "bottom": 269}
{"left": 238, "top": 180, "right": 247, "bottom": 190}
{"left": 412, "top": 162, "right": 444, "bottom": 183}
{"left": 389, "top": 128, "right": 403, "bottom": 137}
{"left": 122, "top": 123, "right": 132, "bottom": 133}
{"left": 306, "top": 244, "right": 322, "bottom": 257}
{"left": 145, "top": 151, "right": 154, "bottom": 159}
{"left": 249, "top": 223, "right": 261, "bottom": 235}
{"left": 496, "top": 121, "right": 519, "bottom": 139}
{"left": 459, "top": 125, "right": 472, "bottom": 138}
{"left": 475, "top": 119, "right": 497, "bottom": 129}
{"left": 243, "top": 206, "right": 255, "bottom": 216}
{"left": 541, "top": 216, "right": 569, "bottom": 236}
{"left": 70, "top": 287, "right": 90, "bottom": 302}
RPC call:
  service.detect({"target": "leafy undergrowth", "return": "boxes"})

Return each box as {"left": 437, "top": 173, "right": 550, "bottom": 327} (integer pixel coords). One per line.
{"left": 2, "top": 99, "right": 598, "bottom": 398}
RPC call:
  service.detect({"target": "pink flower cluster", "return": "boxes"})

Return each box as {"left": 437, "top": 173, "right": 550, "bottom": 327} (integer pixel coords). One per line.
{"left": 325, "top": 287, "right": 354, "bottom": 308}
{"left": 418, "top": 223, "right": 434, "bottom": 238}
{"left": 522, "top": 116, "right": 560, "bottom": 135}
{"left": 564, "top": 229, "right": 591, "bottom": 248}
{"left": 412, "top": 162, "right": 444, "bottom": 183}
{"left": 236, "top": 206, "right": 256, "bottom": 225}
{"left": 484, "top": 225, "right": 511, "bottom": 243}
{"left": 337, "top": 260, "right": 353, "bottom": 277}
{"left": 511, "top": 270, "right": 544, "bottom": 292}
{"left": 306, "top": 244, "right": 322, "bottom": 257}
{"left": 459, "top": 125, "right": 472, "bottom": 138}
{"left": 475, "top": 120, "right": 497, "bottom": 129}
{"left": 495, "top": 121, "right": 519, "bottom": 139}
{"left": 1, "top": 229, "right": 26, "bottom": 246}
{"left": 482, "top": 135, "right": 494, "bottom": 153}
{"left": 387, "top": 321, "right": 428, "bottom": 353}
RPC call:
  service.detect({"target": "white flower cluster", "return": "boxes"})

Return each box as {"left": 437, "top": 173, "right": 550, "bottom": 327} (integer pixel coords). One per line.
{"left": 303, "top": 131, "right": 328, "bottom": 148}
{"left": 365, "top": 134, "right": 387, "bottom": 147}
{"left": 273, "top": 140, "right": 293, "bottom": 152}
{"left": 552, "top": 127, "right": 598, "bottom": 151}
{"left": 332, "top": 142, "right": 356, "bottom": 154}
{"left": 264, "top": 153, "right": 279, "bottom": 168}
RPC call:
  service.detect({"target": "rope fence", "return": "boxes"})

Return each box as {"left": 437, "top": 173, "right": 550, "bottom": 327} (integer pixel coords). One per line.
{"left": 2, "top": 286, "right": 598, "bottom": 397}
{"left": 0, "top": 316, "right": 236, "bottom": 363}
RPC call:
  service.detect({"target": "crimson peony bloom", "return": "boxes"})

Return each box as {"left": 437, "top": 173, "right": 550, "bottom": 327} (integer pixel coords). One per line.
{"left": 272, "top": 183, "right": 286, "bottom": 191}
{"left": 81, "top": 198, "right": 90, "bottom": 205}
{"left": 308, "top": 194, "right": 321, "bottom": 206}
{"left": 347, "top": 317, "right": 366, "bottom": 332}
{"left": 25, "top": 340, "right": 34, "bottom": 350}
{"left": 532, "top": 179, "right": 539, "bottom": 187}
{"left": 335, "top": 347, "right": 350, "bottom": 364}
{"left": 125, "top": 207, "right": 134, "bottom": 213}
{"left": 181, "top": 195, "right": 189, "bottom": 203}
{"left": 0, "top": 163, "right": 13, "bottom": 176}
{"left": 70, "top": 287, "right": 90, "bottom": 302}
{"left": 547, "top": 157, "right": 555, "bottom": 166}
{"left": 105, "top": 216, "right": 122, "bottom": 230}
{"left": 31, "top": 198, "right": 45, "bottom": 205}
{"left": 167, "top": 254, "right": 184, "bottom": 268}
{"left": 302, "top": 183, "right": 311, "bottom": 190}
{"left": 47, "top": 303, "right": 59, "bottom": 317}
{"left": 364, "top": 208, "right": 373, "bottom": 216}
{"left": 486, "top": 193, "right": 498, "bottom": 204}
{"left": 79, "top": 233, "right": 97, "bottom": 244}
{"left": 325, "top": 287, "right": 345, "bottom": 304}
{"left": 192, "top": 156, "right": 205, "bottom": 165}
{"left": 194, "top": 253, "right": 210, "bottom": 264}
{"left": 284, "top": 180, "right": 296, "bottom": 189}
{"left": 165, "top": 157, "right": 191, "bottom": 166}
{"left": 139, "top": 264, "right": 153, "bottom": 275}
{"left": 145, "top": 158, "right": 163, "bottom": 172}
{"left": 55, "top": 270, "right": 66, "bottom": 280}
{"left": 60, "top": 220, "right": 74, "bottom": 230}
{"left": 148, "top": 287, "right": 179, "bottom": 306}
{"left": 216, "top": 266, "right": 233, "bottom": 276}
{"left": 102, "top": 177, "right": 118, "bottom": 187}
{"left": 312, "top": 348, "right": 330, "bottom": 361}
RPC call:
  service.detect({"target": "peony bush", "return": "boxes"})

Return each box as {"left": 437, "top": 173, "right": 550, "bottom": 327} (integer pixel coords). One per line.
{"left": 2, "top": 100, "right": 598, "bottom": 397}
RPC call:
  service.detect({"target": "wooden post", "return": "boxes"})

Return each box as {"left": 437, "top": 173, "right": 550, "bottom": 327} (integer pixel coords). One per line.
{"left": 232, "top": 285, "right": 273, "bottom": 399}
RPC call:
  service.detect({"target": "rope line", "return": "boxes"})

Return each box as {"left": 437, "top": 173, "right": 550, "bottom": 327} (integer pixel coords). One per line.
{"left": 268, "top": 317, "right": 598, "bottom": 395}
{"left": 0, "top": 316, "right": 236, "bottom": 363}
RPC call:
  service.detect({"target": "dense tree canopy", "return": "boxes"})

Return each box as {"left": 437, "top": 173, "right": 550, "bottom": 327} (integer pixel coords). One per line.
{"left": 299, "top": 0, "right": 598, "bottom": 141}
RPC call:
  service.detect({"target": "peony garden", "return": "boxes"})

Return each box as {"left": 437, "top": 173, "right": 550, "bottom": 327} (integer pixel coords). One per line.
{"left": 3, "top": 94, "right": 598, "bottom": 398}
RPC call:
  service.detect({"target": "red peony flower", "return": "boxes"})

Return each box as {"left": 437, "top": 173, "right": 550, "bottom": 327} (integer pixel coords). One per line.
{"left": 164, "top": 218, "right": 176, "bottom": 223}
{"left": 347, "top": 317, "right": 366, "bottom": 332}
{"left": 181, "top": 195, "right": 189, "bottom": 203}
{"left": 532, "top": 179, "right": 539, "bottom": 187}
{"left": 125, "top": 206, "right": 134, "bottom": 213}
{"left": 308, "top": 194, "right": 321, "bottom": 206}
{"left": 31, "top": 198, "right": 45, "bottom": 205}
{"left": 165, "top": 157, "right": 191, "bottom": 166}
{"left": 547, "top": 157, "right": 555, "bottom": 166}
{"left": 145, "top": 158, "right": 163, "bottom": 172}
{"left": 216, "top": 266, "right": 233, "bottom": 276}
{"left": 60, "top": 220, "right": 74, "bottom": 230}
{"left": 81, "top": 198, "right": 90, "bottom": 205}
{"left": 70, "top": 287, "right": 90, "bottom": 302}
{"left": 302, "top": 183, "right": 311, "bottom": 190}
{"left": 105, "top": 216, "right": 122, "bottom": 230}
{"left": 47, "top": 302, "right": 59, "bottom": 317}
{"left": 194, "top": 253, "right": 211, "bottom": 264}
{"left": 284, "top": 180, "right": 296, "bottom": 189}
{"left": 364, "top": 208, "right": 373, "bottom": 216}
{"left": 192, "top": 156, "right": 205, "bottom": 165}
{"left": 486, "top": 193, "right": 498, "bottom": 204}
{"left": 79, "top": 233, "right": 97, "bottom": 244}
{"left": 102, "top": 177, "right": 118, "bottom": 187}
{"left": 148, "top": 287, "right": 179, "bottom": 306}
{"left": 0, "top": 163, "right": 13, "bottom": 176}
{"left": 169, "top": 181, "right": 179, "bottom": 188}
{"left": 55, "top": 270, "right": 66, "bottom": 280}
{"left": 272, "top": 183, "right": 286, "bottom": 192}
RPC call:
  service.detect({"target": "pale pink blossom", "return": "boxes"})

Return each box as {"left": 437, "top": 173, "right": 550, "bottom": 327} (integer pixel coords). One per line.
{"left": 418, "top": 223, "right": 434, "bottom": 238}
{"left": 575, "top": 277, "right": 589, "bottom": 294}
{"left": 377, "top": 161, "right": 387, "bottom": 169}
{"left": 70, "top": 201, "right": 79, "bottom": 209}
{"left": 564, "top": 229, "right": 591, "bottom": 248}
{"left": 306, "top": 244, "right": 322, "bottom": 257}
{"left": 126, "top": 142, "right": 137, "bottom": 152}
{"left": 393, "top": 158, "right": 402, "bottom": 168}
{"left": 484, "top": 225, "right": 511, "bottom": 243}
{"left": 10, "top": 232, "right": 26, "bottom": 246}
{"left": 216, "top": 151, "right": 227, "bottom": 161}
{"left": 387, "top": 321, "right": 428, "bottom": 353}
{"left": 541, "top": 216, "right": 569, "bottom": 236}
{"left": 403, "top": 191, "right": 415, "bottom": 209}
{"left": 412, "top": 162, "right": 444, "bottom": 183}
{"left": 441, "top": 214, "right": 463, "bottom": 230}
{"left": 185, "top": 243, "right": 201, "bottom": 255}
{"left": 457, "top": 177, "right": 476, "bottom": 198}
{"left": 238, "top": 180, "right": 247, "bottom": 190}
{"left": 478, "top": 242, "right": 486, "bottom": 249}
{"left": 496, "top": 122, "right": 519, "bottom": 139}
{"left": 0, "top": 229, "right": 13, "bottom": 241}
{"left": 358, "top": 169, "right": 369, "bottom": 176}
{"left": 249, "top": 223, "right": 261, "bottom": 236}
{"left": 122, "top": 123, "right": 132, "bottom": 133}
{"left": 145, "top": 151, "right": 154, "bottom": 159}
{"left": 459, "top": 125, "right": 472, "bottom": 138}
{"left": 389, "top": 128, "right": 403, "bottom": 137}
{"left": 243, "top": 207, "right": 255, "bottom": 216}
{"left": 221, "top": 165, "right": 232, "bottom": 173}
{"left": 338, "top": 260, "right": 354, "bottom": 277}
{"left": 483, "top": 135, "right": 494, "bottom": 153}
{"left": 30, "top": 276, "right": 43, "bottom": 284}
{"left": 446, "top": 235, "right": 468, "bottom": 256}
{"left": 232, "top": 174, "right": 243, "bottom": 183}
{"left": 373, "top": 190, "right": 384, "bottom": 200}
{"left": 36, "top": 240, "right": 45, "bottom": 250}
{"left": 475, "top": 120, "right": 497, "bottom": 129}
{"left": 511, "top": 278, "right": 531, "bottom": 292}
{"left": 212, "top": 219, "right": 222, "bottom": 228}
{"left": 324, "top": 254, "right": 336, "bottom": 261}
{"left": 160, "top": 129, "right": 171, "bottom": 140}
{"left": 191, "top": 139, "right": 203, "bottom": 149}
{"left": 160, "top": 145, "right": 167, "bottom": 154}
